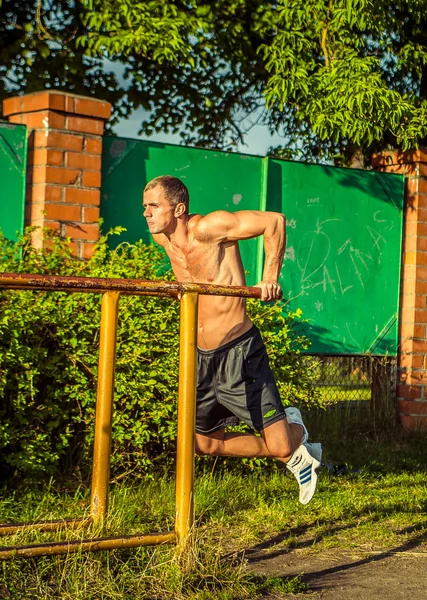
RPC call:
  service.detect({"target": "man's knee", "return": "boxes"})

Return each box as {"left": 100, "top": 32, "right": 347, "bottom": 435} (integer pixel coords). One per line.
{"left": 195, "top": 434, "right": 222, "bottom": 456}
{"left": 262, "top": 419, "right": 295, "bottom": 460}
{"left": 266, "top": 439, "right": 293, "bottom": 460}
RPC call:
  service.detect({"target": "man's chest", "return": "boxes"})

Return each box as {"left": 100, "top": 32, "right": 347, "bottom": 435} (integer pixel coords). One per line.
{"left": 166, "top": 242, "right": 223, "bottom": 282}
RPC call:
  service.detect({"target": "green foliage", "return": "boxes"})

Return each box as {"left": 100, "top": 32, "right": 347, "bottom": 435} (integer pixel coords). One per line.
{"left": 261, "top": 0, "right": 427, "bottom": 162}
{"left": 0, "top": 228, "right": 318, "bottom": 479}
{"left": 4, "top": 1, "right": 427, "bottom": 162}
{"left": 0, "top": 0, "right": 126, "bottom": 126}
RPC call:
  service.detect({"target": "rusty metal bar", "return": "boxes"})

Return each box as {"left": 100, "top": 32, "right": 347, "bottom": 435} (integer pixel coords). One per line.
{"left": 175, "top": 293, "right": 198, "bottom": 544}
{"left": 0, "top": 273, "right": 263, "bottom": 299}
{"left": 0, "top": 518, "right": 91, "bottom": 536}
{"left": 0, "top": 531, "right": 176, "bottom": 560}
{"left": 90, "top": 291, "right": 120, "bottom": 523}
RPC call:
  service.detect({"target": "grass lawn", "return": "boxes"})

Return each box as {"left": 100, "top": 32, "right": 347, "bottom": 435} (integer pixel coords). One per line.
{"left": 1, "top": 430, "right": 427, "bottom": 599}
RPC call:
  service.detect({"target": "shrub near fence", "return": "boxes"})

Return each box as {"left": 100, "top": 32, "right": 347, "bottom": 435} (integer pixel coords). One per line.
{"left": 0, "top": 228, "right": 320, "bottom": 479}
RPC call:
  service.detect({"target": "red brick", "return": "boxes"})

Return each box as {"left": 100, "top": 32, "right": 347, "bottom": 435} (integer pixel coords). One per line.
{"left": 44, "top": 204, "right": 81, "bottom": 221}
{"left": 34, "top": 131, "right": 84, "bottom": 151}
{"left": 406, "top": 178, "right": 419, "bottom": 193}
{"left": 82, "top": 207, "right": 100, "bottom": 223}
{"left": 42, "top": 221, "right": 61, "bottom": 233}
{"left": 399, "top": 294, "right": 416, "bottom": 310}
{"left": 415, "top": 279, "right": 427, "bottom": 294}
{"left": 3, "top": 92, "right": 66, "bottom": 115}
{"left": 403, "top": 251, "right": 417, "bottom": 265}
{"left": 68, "top": 241, "right": 80, "bottom": 257}
{"left": 21, "top": 110, "right": 65, "bottom": 130}
{"left": 403, "top": 208, "right": 421, "bottom": 224}
{"left": 74, "top": 98, "right": 111, "bottom": 120}
{"left": 415, "top": 265, "right": 427, "bottom": 280}
{"left": 30, "top": 204, "right": 45, "bottom": 221}
{"left": 415, "top": 250, "right": 427, "bottom": 265}
{"left": 30, "top": 149, "right": 64, "bottom": 167}
{"left": 64, "top": 223, "right": 99, "bottom": 241}
{"left": 398, "top": 400, "right": 427, "bottom": 415}
{"left": 403, "top": 236, "right": 418, "bottom": 252}
{"left": 400, "top": 307, "right": 416, "bottom": 323}
{"left": 2, "top": 96, "right": 22, "bottom": 116}
{"left": 85, "top": 138, "right": 102, "bottom": 154}
{"left": 65, "top": 152, "right": 101, "bottom": 170}
{"left": 29, "top": 185, "right": 62, "bottom": 203}
{"left": 412, "top": 339, "right": 427, "bottom": 353}
{"left": 416, "top": 193, "right": 427, "bottom": 209}
{"left": 400, "top": 323, "right": 416, "bottom": 338}
{"left": 414, "top": 309, "right": 427, "bottom": 323}
{"left": 8, "top": 114, "right": 23, "bottom": 124}
{"left": 402, "top": 370, "right": 427, "bottom": 385}
{"left": 398, "top": 354, "right": 424, "bottom": 369}
{"left": 404, "top": 220, "right": 419, "bottom": 237}
{"left": 397, "top": 384, "right": 423, "bottom": 399}
{"left": 82, "top": 171, "right": 101, "bottom": 188}
{"left": 82, "top": 242, "right": 97, "bottom": 259}
{"left": 417, "top": 208, "right": 427, "bottom": 221}
{"left": 402, "top": 264, "right": 416, "bottom": 280}
{"left": 417, "top": 223, "right": 427, "bottom": 237}
{"left": 66, "top": 116, "right": 104, "bottom": 135}
{"left": 399, "top": 415, "right": 427, "bottom": 430}
{"left": 64, "top": 188, "right": 100, "bottom": 205}
{"left": 414, "top": 324, "right": 426, "bottom": 338}
{"left": 35, "top": 166, "right": 80, "bottom": 186}
{"left": 400, "top": 278, "right": 416, "bottom": 296}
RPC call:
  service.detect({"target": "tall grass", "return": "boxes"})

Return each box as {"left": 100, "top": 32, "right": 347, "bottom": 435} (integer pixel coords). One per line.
{"left": 1, "top": 430, "right": 427, "bottom": 599}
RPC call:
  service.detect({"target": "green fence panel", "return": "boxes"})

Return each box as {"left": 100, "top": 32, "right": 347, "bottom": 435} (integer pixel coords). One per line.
{"left": 101, "top": 138, "right": 264, "bottom": 284}
{"left": 101, "top": 138, "right": 404, "bottom": 355}
{"left": 267, "top": 160, "right": 404, "bottom": 355}
{"left": 0, "top": 122, "right": 27, "bottom": 242}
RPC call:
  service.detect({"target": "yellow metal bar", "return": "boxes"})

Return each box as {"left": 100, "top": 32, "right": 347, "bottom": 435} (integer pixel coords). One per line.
{"left": 0, "top": 517, "right": 91, "bottom": 536}
{"left": 175, "top": 292, "right": 199, "bottom": 543}
{"left": 90, "top": 291, "right": 120, "bottom": 523}
{"left": 0, "top": 531, "right": 176, "bottom": 560}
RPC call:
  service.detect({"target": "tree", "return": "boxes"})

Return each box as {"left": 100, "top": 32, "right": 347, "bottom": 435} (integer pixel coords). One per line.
{"left": 0, "top": 0, "right": 127, "bottom": 126}
{"left": 3, "top": 1, "right": 427, "bottom": 164}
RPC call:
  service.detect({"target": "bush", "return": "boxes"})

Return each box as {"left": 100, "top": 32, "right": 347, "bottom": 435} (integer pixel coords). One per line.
{"left": 0, "top": 228, "right": 319, "bottom": 479}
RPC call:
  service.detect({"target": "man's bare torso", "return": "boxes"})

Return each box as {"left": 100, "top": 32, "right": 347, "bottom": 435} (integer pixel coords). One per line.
{"left": 155, "top": 215, "right": 252, "bottom": 350}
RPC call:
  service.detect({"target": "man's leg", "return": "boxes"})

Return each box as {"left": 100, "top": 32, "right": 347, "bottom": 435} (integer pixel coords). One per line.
{"left": 195, "top": 418, "right": 321, "bottom": 505}
{"left": 195, "top": 419, "right": 303, "bottom": 461}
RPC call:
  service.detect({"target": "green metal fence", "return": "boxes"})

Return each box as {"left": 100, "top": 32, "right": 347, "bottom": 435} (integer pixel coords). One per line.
{"left": 0, "top": 122, "right": 27, "bottom": 242}
{"left": 101, "top": 138, "right": 404, "bottom": 356}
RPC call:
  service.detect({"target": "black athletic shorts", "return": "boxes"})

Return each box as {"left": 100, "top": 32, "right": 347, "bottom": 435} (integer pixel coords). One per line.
{"left": 196, "top": 325, "right": 285, "bottom": 435}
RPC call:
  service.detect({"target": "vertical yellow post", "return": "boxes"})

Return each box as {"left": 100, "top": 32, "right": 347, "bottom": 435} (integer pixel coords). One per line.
{"left": 90, "top": 291, "right": 120, "bottom": 523}
{"left": 175, "top": 292, "right": 198, "bottom": 543}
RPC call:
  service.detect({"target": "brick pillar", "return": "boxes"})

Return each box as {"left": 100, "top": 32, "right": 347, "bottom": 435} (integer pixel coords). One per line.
{"left": 2, "top": 91, "right": 111, "bottom": 259}
{"left": 372, "top": 149, "right": 427, "bottom": 430}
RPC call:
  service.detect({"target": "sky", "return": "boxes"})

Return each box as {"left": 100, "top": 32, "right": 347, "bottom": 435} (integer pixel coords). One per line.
{"left": 105, "top": 59, "right": 286, "bottom": 157}
{"left": 113, "top": 106, "right": 286, "bottom": 158}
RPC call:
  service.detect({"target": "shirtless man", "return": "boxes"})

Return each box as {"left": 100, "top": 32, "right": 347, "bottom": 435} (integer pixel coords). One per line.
{"left": 143, "top": 175, "right": 322, "bottom": 504}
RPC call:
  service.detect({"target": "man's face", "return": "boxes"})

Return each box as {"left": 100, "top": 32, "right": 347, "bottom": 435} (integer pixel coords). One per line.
{"left": 143, "top": 186, "right": 178, "bottom": 235}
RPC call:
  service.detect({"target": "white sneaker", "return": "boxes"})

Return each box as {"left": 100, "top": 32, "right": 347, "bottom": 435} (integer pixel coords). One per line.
{"left": 286, "top": 442, "right": 322, "bottom": 505}
{"left": 285, "top": 407, "right": 309, "bottom": 444}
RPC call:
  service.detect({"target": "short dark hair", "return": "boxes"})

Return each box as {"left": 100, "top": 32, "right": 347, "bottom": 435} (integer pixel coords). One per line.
{"left": 144, "top": 175, "right": 189, "bottom": 213}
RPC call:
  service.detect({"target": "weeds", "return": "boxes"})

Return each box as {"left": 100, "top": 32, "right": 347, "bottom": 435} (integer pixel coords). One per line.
{"left": 1, "top": 432, "right": 427, "bottom": 598}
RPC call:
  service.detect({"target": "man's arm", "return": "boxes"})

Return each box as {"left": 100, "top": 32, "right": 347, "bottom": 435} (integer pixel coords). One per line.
{"left": 196, "top": 210, "right": 286, "bottom": 301}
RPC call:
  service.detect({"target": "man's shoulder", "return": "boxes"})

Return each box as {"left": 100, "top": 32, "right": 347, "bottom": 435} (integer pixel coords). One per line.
{"left": 191, "top": 210, "right": 235, "bottom": 239}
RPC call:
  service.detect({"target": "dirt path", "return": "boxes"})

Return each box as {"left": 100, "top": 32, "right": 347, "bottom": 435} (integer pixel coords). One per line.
{"left": 247, "top": 547, "right": 427, "bottom": 599}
